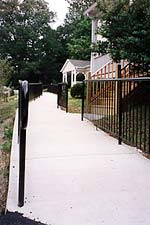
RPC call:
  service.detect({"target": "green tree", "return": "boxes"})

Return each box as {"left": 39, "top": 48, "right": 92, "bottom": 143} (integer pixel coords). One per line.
{"left": 0, "top": 59, "right": 14, "bottom": 87}
{"left": 66, "top": 0, "right": 95, "bottom": 22}
{"left": 39, "top": 28, "right": 65, "bottom": 83}
{"left": 67, "top": 18, "right": 91, "bottom": 60}
{"left": 0, "top": 0, "right": 57, "bottom": 84}
{"left": 57, "top": 0, "right": 94, "bottom": 60}
{"left": 96, "top": 0, "right": 150, "bottom": 64}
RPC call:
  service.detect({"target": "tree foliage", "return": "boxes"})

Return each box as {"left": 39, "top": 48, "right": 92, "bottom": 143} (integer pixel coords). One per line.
{"left": 65, "top": 0, "right": 95, "bottom": 22}
{"left": 96, "top": 0, "right": 150, "bottom": 63}
{"left": 66, "top": 17, "right": 91, "bottom": 60}
{"left": 0, "top": 59, "right": 14, "bottom": 86}
{"left": 57, "top": 0, "right": 94, "bottom": 60}
{"left": 0, "top": 0, "right": 63, "bottom": 85}
{"left": 0, "top": 0, "right": 96, "bottom": 86}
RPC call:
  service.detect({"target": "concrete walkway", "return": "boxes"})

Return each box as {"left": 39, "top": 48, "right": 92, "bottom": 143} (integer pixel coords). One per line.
{"left": 7, "top": 92, "right": 150, "bottom": 225}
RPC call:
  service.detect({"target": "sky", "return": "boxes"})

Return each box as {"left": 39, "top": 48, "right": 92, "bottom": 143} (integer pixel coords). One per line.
{"left": 46, "top": 0, "right": 69, "bottom": 29}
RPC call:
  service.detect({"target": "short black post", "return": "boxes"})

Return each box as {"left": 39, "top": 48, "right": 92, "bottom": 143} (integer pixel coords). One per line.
{"left": 117, "top": 64, "right": 122, "bottom": 144}
{"left": 81, "top": 81, "right": 85, "bottom": 121}
{"left": 57, "top": 84, "right": 60, "bottom": 108}
{"left": 18, "top": 128, "right": 26, "bottom": 207}
{"left": 18, "top": 81, "right": 29, "bottom": 207}
{"left": 18, "top": 81, "right": 22, "bottom": 143}
{"left": 66, "top": 84, "right": 68, "bottom": 113}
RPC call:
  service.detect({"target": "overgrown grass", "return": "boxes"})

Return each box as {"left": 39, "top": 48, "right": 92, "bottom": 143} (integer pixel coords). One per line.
{"left": 68, "top": 91, "right": 82, "bottom": 113}
{"left": 0, "top": 96, "right": 17, "bottom": 213}
{"left": 0, "top": 96, "right": 18, "bottom": 123}
{"left": 1, "top": 126, "right": 13, "bottom": 154}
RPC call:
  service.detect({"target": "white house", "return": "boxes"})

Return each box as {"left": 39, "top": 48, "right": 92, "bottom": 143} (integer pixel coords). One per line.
{"left": 84, "top": 2, "right": 127, "bottom": 79}
{"left": 61, "top": 3, "right": 128, "bottom": 85}
{"left": 60, "top": 59, "right": 90, "bottom": 87}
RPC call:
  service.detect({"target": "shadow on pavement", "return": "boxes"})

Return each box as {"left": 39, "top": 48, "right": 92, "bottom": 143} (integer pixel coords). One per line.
{"left": 0, "top": 212, "right": 47, "bottom": 225}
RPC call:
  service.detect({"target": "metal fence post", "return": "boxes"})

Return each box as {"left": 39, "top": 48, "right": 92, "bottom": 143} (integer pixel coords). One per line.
{"left": 18, "top": 128, "right": 26, "bottom": 207}
{"left": 18, "top": 81, "right": 29, "bottom": 207}
{"left": 18, "top": 82, "right": 21, "bottom": 143}
{"left": 66, "top": 84, "right": 68, "bottom": 113}
{"left": 81, "top": 81, "right": 85, "bottom": 121}
{"left": 117, "top": 64, "right": 122, "bottom": 145}
{"left": 57, "top": 84, "right": 60, "bottom": 108}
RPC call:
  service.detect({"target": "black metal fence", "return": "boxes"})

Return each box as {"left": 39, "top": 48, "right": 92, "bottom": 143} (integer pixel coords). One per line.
{"left": 46, "top": 83, "right": 58, "bottom": 94}
{"left": 29, "top": 83, "right": 43, "bottom": 101}
{"left": 82, "top": 66, "right": 150, "bottom": 154}
{"left": 46, "top": 83, "right": 68, "bottom": 113}
{"left": 57, "top": 83, "right": 68, "bottom": 113}
{"left": 18, "top": 81, "right": 42, "bottom": 207}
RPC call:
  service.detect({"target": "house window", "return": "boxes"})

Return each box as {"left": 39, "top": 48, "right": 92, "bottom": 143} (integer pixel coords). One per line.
{"left": 76, "top": 73, "right": 85, "bottom": 82}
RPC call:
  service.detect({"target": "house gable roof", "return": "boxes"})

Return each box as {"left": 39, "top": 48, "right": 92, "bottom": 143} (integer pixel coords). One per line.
{"left": 60, "top": 59, "right": 90, "bottom": 73}
{"left": 69, "top": 59, "right": 90, "bottom": 68}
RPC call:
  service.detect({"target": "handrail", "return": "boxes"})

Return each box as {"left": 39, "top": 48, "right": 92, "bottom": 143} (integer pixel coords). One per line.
{"left": 91, "top": 60, "right": 128, "bottom": 79}
{"left": 91, "top": 60, "right": 112, "bottom": 77}
{"left": 85, "top": 77, "right": 150, "bottom": 82}
{"left": 90, "top": 82, "right": 113, "bottom": 104}
{"left": 121, "top": 63, "right": 130, "bottom": 71}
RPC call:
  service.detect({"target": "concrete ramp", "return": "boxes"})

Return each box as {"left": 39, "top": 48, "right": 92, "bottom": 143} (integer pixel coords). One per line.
{"left": 7, "top": 93, "right": 150, "bottom": 225}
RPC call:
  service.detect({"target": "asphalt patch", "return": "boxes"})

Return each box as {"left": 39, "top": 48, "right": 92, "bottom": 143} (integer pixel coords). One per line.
{"left": 0, "top": 212, "right": 47, "bottom": 225}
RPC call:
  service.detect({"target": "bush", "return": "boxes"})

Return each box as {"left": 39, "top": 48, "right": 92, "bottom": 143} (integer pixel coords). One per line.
{"left": 70, "top": 83, "right": 83, "bottom": 99}
{"left": 2, "top": 140, "right": 11, "bottom": 153}
{"left": 4, "top": 126, "right": 13, "bottom": 140}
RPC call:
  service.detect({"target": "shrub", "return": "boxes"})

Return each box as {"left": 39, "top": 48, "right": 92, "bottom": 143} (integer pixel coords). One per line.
{"left": 4, "top": 126, "right": 13, "bottom": 140}
{"left": 2, "top": 141, "right": 11, "bottom": 153}
{"left": 1, "top": 126, "right": 13, "bottom": 153}
{"left": 70, "top": 83, "right": 83, "bottom": 99}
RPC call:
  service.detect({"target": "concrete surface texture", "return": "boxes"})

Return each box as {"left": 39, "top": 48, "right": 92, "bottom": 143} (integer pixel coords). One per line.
{"left": 7, "top": 92, "right": 150, "bottom": 225}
